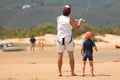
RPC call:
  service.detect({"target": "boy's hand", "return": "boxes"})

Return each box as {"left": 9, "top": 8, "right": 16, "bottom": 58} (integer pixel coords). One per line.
{"left": 81, "top": 52, "right": 83, "bottom": 56}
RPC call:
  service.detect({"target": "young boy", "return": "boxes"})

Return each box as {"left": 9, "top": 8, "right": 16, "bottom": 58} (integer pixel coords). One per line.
{"left": 81, "top": 31, "right": 98, "bottom": 77}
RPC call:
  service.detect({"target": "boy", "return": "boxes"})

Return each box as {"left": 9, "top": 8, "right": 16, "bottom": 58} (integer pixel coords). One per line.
{"left": 81, "top": 31, "right": 98, "bottom": 77}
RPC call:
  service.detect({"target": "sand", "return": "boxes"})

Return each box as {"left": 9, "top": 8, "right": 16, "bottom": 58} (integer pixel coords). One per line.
{"left": 0, "top": 34, "right": 120, "bottom": 80}
{"left": 0, "top": 43, "right": 120, "bottom": 80}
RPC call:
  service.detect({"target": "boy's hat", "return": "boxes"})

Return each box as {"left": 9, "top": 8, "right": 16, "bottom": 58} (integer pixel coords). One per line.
{"left": 86, "top": 31, "right": 92, "bottom": 39}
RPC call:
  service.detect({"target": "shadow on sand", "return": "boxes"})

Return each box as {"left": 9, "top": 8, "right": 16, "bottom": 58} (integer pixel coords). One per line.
{"left": 63, "top": 73, "right": 111, "bottom": 78}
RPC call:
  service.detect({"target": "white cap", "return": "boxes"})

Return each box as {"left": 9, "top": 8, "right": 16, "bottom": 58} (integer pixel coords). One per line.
{"left": 64, "top": 5, "right": 71, "bottom": 8}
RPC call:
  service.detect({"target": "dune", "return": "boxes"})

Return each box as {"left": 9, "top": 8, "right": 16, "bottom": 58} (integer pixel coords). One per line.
{"left": 95, "top": 34, "right": 120, "bottom": 44}
{"left": 0, "top": 34, "right": 120, "bottom": 45}
{"left": 0, "top": 34, "right": 57, "bottom": 46}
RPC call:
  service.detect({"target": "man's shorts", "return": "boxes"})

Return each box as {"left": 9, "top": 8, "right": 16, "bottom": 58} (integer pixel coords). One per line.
{"left": 57, "top": 36, "right": 74, "bottom": 53}
{"left": 82, "top": 54, "right": 93, "bottom": 61}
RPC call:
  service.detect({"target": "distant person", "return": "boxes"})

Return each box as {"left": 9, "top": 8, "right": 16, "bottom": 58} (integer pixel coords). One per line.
{"left": 30, "top": 35, "right": 36, "bottom": 51}
{"left": 81, "top": 31, "right": 98, "bottom": 77}
{"left": 57, "top": 4, "right": 84, "bottom": 76}
{"left": 8, "top": 42, "right": 14, "bottom": 47}
{"left": 38, "top": 40, "right": 44, "bottom": 51}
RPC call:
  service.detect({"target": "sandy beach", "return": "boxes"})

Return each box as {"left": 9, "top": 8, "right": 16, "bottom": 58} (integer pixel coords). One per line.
{"left": 0, "top": 34, "right": 120, "bottom": 80}
{"left": 0, "top": 43, "right": 120, "bottom": 80}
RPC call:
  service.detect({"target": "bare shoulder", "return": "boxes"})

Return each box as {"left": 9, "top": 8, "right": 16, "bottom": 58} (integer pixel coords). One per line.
{"left": 57, "top": 16, "right": 60, "bottom": 21}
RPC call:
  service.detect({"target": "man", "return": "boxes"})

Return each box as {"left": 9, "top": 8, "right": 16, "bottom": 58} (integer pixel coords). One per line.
{"left": 57, "top": 4, "right": 84, "bottom": 76}
{"left": 30, "top": 35, "right": 36, "bottom": 51}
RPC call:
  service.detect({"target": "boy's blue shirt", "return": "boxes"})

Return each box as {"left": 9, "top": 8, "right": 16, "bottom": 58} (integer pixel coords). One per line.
{"left": 82, "top": 39, "right": 95, "bottom": 54}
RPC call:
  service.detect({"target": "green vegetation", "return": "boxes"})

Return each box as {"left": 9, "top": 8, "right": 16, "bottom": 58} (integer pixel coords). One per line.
{"left": 0, "top": 0, "right": 120, "bottom": 28}
{"left": 0, "top": 0, "right": 120, "bottom": 42}
{"left": 0, "top": 23, "right": 120, "bottom": 40}
{"left": 72, "top": 23, "right": 120, "bottom": 41}
{"left": 0, "top": 23, "right": 57, "bottom": 39}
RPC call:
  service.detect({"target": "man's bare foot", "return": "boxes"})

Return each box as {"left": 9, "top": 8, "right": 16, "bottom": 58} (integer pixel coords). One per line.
{"left": 58, "top": 74, "right": 62, "bottom": 76}
{"left": 71, "top": 73, "right": 77, "bottom": 76}
{"left": 91, "top": 74, "right": 95, "bottom": 77}
{"left": 82, "top": 74, "right": 85, "bottom": 77}
{"left": 58, "top": 72, "right": 62, "bottom": 77}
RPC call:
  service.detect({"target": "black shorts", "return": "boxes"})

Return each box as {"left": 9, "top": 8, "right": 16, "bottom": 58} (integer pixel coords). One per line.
{"left": 82, "top": 54, "right": 93, "bottom": 61}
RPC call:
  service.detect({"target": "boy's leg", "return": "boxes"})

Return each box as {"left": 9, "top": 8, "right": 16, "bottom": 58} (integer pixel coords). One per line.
{"left": 58, "top": 53, "right": 63, "bottom": 76}
{"left": 68, "top": 52, "right": 77, "bottom": 76}
{"left": 88, "top": 54, "right": 94, "bottom": 76}
{"left": 82, "top": 54, "right": 87, "bottom": 76}
{"left": 89, "top": 61, "right": 94, "bottom": 76}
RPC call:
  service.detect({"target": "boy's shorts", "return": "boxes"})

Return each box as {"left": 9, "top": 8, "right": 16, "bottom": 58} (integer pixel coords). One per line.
{"left": 82, "top": 54, "right": 93, "bottom": 61}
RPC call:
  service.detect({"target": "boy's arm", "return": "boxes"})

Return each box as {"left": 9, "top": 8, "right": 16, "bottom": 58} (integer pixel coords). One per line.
{"left": 93, "top": 42, "right": 98, "bottom": 52}
{"left": 94, "top": 45, "right": 98, "bottom": 52}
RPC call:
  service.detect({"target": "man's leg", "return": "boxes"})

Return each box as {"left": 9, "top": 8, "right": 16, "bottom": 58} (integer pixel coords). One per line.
{"left": 58, "top": 53, "right": 63, "bottom": 76}
{"left": 33, "top": 44, "right": 35, "bottom": 51}
{"left": 68, "top": 52, "right": 77, "bottom": 76}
